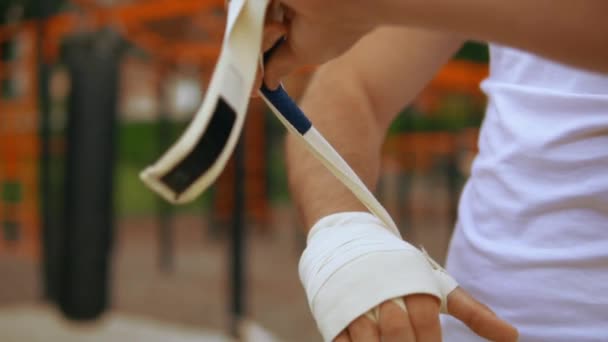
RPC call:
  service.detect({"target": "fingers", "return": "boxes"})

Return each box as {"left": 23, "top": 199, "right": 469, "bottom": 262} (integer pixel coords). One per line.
{"left": 348, "top": 297, "right": 440, "bottom": 342}
{"left": 266, "top": 0, "right": 285, "bottom": 23}
{"left": 251, "top": 67, "right": 263, "bottom": 98}
{"left": 263, "top": 40, "right": 299, "bottom": 90}
{"left": 347, "top": 315, "right": 380, "bottom": 342}
{"left": 252, "top": 23, "right": 287, "bottom": 97}
{"left": 347, "top": 289, "right": 518, "bottom": 342}
{"left": 378, "top": 300, "right": 416, "bottom": 342}
{"left": 333, "top": 330, "right": 351, "bottom": 342}
{"left": 404, "top": 294, "right": 441, "bottom": 342}
{"left": 262, "top": 23, "right": 287, "bottom": 52}
{"left": 346, "top": 299, "right": 416, "bottom": 342}
{"left": 448, "top": 287, "right": 519, "bottom": 342}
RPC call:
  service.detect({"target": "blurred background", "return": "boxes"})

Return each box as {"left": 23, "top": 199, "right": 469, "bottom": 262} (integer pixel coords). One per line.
{"left": 0, "top": 0, "right": 489, "bottom": 341}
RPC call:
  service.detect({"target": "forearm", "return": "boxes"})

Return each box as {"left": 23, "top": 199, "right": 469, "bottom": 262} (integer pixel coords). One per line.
{"left": 384, "top": 0, "right": 608, "bottom": 72}
{"left": 286, "top": 62, "right": 378, "bottom": 229}
{"left": 286, "top": 28, "right": 462, "bottom": 230}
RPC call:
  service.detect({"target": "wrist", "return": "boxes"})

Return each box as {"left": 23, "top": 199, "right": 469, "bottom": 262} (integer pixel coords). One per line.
{"left": 299, "top": 211, "right": 458, "bottom": 341}
{"left": 307, "top": 211, "right": 377, "bottom": 241}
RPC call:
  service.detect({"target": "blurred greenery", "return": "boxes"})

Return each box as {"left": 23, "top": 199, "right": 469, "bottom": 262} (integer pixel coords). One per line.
{"left": 1, "top": 181, "right": 22, "bottom": 203}
{"left": 454, "top": 41, "right": 489, "bottom": 63}
{"left": 265, "top": 109, "right": 291, "bottom": 204}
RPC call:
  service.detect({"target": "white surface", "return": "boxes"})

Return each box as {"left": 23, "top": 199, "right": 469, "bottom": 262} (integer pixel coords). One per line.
{"left": 443, "top": 45, "right": 608, "bottom": 341}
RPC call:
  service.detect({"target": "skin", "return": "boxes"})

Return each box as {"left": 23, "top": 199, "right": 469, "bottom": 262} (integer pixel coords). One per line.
{"left": 256, "top": 1, "right": 607, "bottom": 341}
{"left": 264, "top": 0, "right": 608, "bottom": 89}
{"left": 282, "top": 27, "right": 518, "bottom": 342}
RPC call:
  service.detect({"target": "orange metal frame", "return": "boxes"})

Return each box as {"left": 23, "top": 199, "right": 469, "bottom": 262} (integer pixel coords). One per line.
{"left": 0, "top": 24, "right": 41, "bottom": 259}
{"left": 0, "top": 0, "right": 226, "bottom": 65}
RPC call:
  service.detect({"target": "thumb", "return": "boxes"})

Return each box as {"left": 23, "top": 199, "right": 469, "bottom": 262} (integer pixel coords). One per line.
{"left": 263, "top": 40, "right": 299, "bottom": 90}
{"left": 447, "top": 287, "right": 519, "bottom": 342}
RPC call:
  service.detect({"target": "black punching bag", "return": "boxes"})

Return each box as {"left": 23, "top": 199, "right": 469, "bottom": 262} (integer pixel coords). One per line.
{"left": 60, "top": 30, "right": 123, "bottom": 320}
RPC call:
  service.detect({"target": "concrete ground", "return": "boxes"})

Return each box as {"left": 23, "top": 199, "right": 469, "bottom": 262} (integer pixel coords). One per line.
{"left": 0, "top": 305, "right": 230, "bottom": 342}
{"left": 0, "top": 176, "right": 455, "bottom": 342}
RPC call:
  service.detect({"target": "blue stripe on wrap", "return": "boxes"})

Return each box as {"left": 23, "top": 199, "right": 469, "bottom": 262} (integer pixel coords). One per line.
{"left": 261, "top": 38, "right": 312, "bottom": 135}
{"left": 260, "top": 84, "right": 312, "bottom": 135}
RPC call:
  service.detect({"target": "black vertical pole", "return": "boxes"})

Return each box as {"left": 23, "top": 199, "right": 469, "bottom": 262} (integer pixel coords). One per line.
{"left": 36, "top": 0, "right": 57, "bottom": 302}
{"left": 60, "top": 30, "right": 123, "bottom": 320}
{"left": 229, "top": 138, "right": 246, "bottom": 338}
{"left": 157, "top": 77, "right": 173, "bottom": 272}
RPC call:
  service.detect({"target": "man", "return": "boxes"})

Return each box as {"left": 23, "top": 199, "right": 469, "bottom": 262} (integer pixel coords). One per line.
{"left": 260, "top": 1, "right": 608, "bottom": 341}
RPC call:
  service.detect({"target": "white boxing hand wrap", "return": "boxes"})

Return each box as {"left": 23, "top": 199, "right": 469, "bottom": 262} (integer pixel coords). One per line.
{"left": 299, "top": 212, "right": 458, "bottom": 341}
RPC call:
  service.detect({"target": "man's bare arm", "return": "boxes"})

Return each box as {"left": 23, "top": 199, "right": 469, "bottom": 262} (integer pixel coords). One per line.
{"left": 286, "top": 27, "right": 463, "bottom": 229}
{"left": 382, "top": 0, "right": 608, "bottom": 72}
{"left": 284, "top": 27, "right": 519, "bottom": 342}
{"left": 265, "top": 1, "right": 606, "bottom": 91}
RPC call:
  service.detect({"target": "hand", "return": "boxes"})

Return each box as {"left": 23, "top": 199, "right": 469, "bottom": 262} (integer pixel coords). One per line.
{"left": 261, "top": 0, "right": 387, "bottom": 89}
{"left": 251, "top": 21, "right": 287, "bottom": 97}
{"left": 335, "top": 289, "right": 518, "bottom": 342}
{"left": 299, "top": 212, "right": 518, "bottom": 342}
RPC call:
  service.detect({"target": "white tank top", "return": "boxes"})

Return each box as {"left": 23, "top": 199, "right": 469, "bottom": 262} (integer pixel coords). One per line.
{"left": 442, "top": 45, "right": 608, "bottom": 341}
